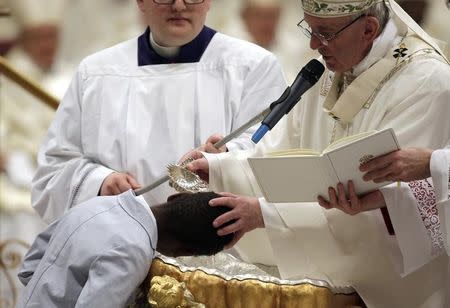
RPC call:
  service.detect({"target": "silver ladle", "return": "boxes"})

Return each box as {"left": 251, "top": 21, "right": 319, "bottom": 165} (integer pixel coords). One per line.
{"left": 134, "top": 108, "right": 270, "bottom": 196}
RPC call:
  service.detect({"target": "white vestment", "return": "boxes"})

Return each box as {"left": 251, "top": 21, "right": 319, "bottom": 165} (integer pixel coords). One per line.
{"left": 432, "top": 146, "right": 450, "bottom": 256}
{"left": 32, "top": 28, "right": 286, "bottom": 223}
{"left": 382, "top": 143, "right": 450, "bottom": 307}
{"left": 0, "top": 47, "right": 63, "bottom": 301}
{"left": 17, "top": 190, "right": 156, "bottom": 308}
{"left": 382, "top": 143, "right": 450, "bottom": 272}
{"left": 432, "top": 146, "right": 450, "bottom": 306}
{"left": 1, "top": 48, "right": 56, "bottom": 181}
{"left": 207, "top": 19, "right": 450, "bottom": 308}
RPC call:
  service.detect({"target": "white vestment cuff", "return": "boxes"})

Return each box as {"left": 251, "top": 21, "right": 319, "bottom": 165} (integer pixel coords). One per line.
{"left": 203, "top": 152, "right": 225, "bottom": 192}
{"left": 259, "top": 198, "right": 287, "bottom": 230}
{"left": 74, "top": 165, "right": 115, "bottom": 207}
{"left": 430, "top": 149, "right": 450, "bottom": 203}
{"left": 431, "top": 149, "right": 450, "bottom": 255}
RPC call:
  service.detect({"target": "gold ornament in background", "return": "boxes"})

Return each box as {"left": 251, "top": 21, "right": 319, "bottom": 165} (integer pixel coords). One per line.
{"left": 0, "top": 239, "right": 30, "bottom": 308}
{"left": 148, "top": 275, "right": 205, "bottom": 308}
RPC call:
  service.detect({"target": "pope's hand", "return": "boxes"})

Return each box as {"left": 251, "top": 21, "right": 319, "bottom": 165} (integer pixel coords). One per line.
{"left": 209, "top": 193, "right": 264, "bottom": 248}
{"left": 317, "top": 181, "right": 385, "bottom": 215}
{"left": 186, "top": 155, "right": 210, "bottom": 182}
{"left": 178, "top": 133, "right": 226, "bottom": 165}
{"left": 201, "top": 133, "right": 227, "bottom": 153}
{"left": 99, "top": 172, "right": 141, "bottom": 196}
{"left": 360, "top": 148, "right": 432, "bottom": 183}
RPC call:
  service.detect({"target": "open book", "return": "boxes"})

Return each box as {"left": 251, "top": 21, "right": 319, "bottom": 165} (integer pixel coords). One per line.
{"left": 248, "top": 128, "right": 400, "bottom": 203}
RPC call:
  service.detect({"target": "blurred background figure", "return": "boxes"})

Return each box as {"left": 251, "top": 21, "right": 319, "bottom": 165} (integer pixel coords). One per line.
{"left": 1, "top": 0, "right": 66, "bottom": 205}
{"left": 0, "top": 0, "right": 65, "bottom": 304}
{"left": 422, "top": 0, "right": 450, "bottom": 58}
{"left": 57, "top": 0, "right": 143, "bottom": 70}
{"left": 218, "top": 0, "right": 316, "bottom": 83}
{"left": 0, "top": 1, "right": 18, "bottom": 56}
{"left": 397, "top": 0, "right": 450, "bottom": 58}
{"left": 240, "top": 0, "right": 283, "bottom": 50}
{"left": 205, "top": 0, "right": 240, "bottom": 32}
{"left": 396, "top": 0, "right": 429, "bottom": 24}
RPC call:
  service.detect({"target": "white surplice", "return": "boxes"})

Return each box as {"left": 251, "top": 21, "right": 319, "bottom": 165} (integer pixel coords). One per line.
{"left": 381, "top": 144, "right": 450, "bottom": 307}
{"left": 433, "top": 146, "right": 450, "bottom": 307}
{"left": 32, "top": 29, "right": 287, "bottom": 223}
{"left": 381, "top": 143, "right": 450, "bottom": 274}
{"left": 432, "top": 146, "right": 450, "bottom": 256}
{"left": 206, "top": 19, "right": 450, "bottom": 308}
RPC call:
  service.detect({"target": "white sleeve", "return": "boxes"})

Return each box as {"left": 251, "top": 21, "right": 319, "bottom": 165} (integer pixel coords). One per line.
{"left": 226, "top": 53, "right": 287, "bottom": 151}
{"left": 18, "top": 221, "right": 58, "bottom": 286}
{"left": 75, "top": 244, "right": 152, "bottom": 308}
{"left": 206, "top": 149, "right": 260, "bottom": 196}
{"left": 259, "top": 197, "right": 288, "bottom": 230}
{"left": 31, "top": 65, "right": 115, "bottom": 223}
{"left": 381, "top": 182, "right": 438, "bottom": 276}
{"left": 430, "top": 148, "right": 450, "bottom": 255}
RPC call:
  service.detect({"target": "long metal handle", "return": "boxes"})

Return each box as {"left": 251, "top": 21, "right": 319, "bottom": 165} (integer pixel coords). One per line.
{"left": 134, "top": 175, "right": 170, "bottom": 196}
{"left": 134, "top": 108, "right": 270, "bottom": 196}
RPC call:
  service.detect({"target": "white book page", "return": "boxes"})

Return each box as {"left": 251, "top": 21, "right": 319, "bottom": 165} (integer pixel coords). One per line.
{"left": 248, "top": 156, "right": 339, "bottom": 202}
{"left": 325, "top": 128, "right": 399, "bottom": 196}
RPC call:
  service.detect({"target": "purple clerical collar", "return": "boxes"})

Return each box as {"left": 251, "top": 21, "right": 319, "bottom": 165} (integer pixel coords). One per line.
{"left": 138, "top": 26, "right": 216, "bottom": 66}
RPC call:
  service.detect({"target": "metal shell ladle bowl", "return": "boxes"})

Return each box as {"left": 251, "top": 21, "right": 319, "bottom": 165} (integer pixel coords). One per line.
{"left": 167, "top": 157, "right": 209, "bottom": 194}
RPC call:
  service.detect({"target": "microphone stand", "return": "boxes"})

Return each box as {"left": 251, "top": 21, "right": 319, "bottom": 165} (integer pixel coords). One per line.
{"left": 134, "top": 104, "right": 281, "bottom": 196}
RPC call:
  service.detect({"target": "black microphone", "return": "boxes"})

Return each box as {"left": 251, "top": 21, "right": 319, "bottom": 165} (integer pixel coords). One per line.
{"left": 252, "top": 59, "right": 325, "bottom": 144}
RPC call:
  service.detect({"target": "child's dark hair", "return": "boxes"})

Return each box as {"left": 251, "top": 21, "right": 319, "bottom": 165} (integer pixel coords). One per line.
{"left": 163, "top": 192, "right": 233, "bottom": 255}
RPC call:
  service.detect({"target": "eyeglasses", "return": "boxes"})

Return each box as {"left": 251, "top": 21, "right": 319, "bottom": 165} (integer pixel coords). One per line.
{"left": 153, "top": 0, "right": 204, "bottom": 4}
{"left": 297, "top": 15, "right": 364, "bottom": 46}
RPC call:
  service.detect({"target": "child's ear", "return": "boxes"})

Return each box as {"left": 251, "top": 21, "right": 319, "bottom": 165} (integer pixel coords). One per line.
{"left": 166, "top": 193, "right": 189, "bottom": 202}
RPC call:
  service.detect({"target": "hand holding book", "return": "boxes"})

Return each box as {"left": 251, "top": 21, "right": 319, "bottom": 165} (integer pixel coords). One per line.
{"left": 248, "top": 128, "right": 400, "bottom": 203}
{"left": 317, "top": 180, "right": 387, "bottom": 215}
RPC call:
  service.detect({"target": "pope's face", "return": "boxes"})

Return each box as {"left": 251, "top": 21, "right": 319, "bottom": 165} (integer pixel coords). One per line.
{"left": 304, "top": 14, "right": 372, "bottom": 73}
{"left": 137, "top": 0, "right": 211, "bottom": 47}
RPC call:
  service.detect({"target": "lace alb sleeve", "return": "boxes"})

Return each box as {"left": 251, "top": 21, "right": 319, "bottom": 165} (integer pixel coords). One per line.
{"left": 408, "top": 179, "right": 445, "bottom": 256}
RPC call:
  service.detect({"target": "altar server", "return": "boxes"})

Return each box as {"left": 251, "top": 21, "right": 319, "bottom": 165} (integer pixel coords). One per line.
{"left": 32, "top": 0, "right": 287, "bottom": 223}
{"left": 187, "top": 0, "right": 450, "bottom": 307}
